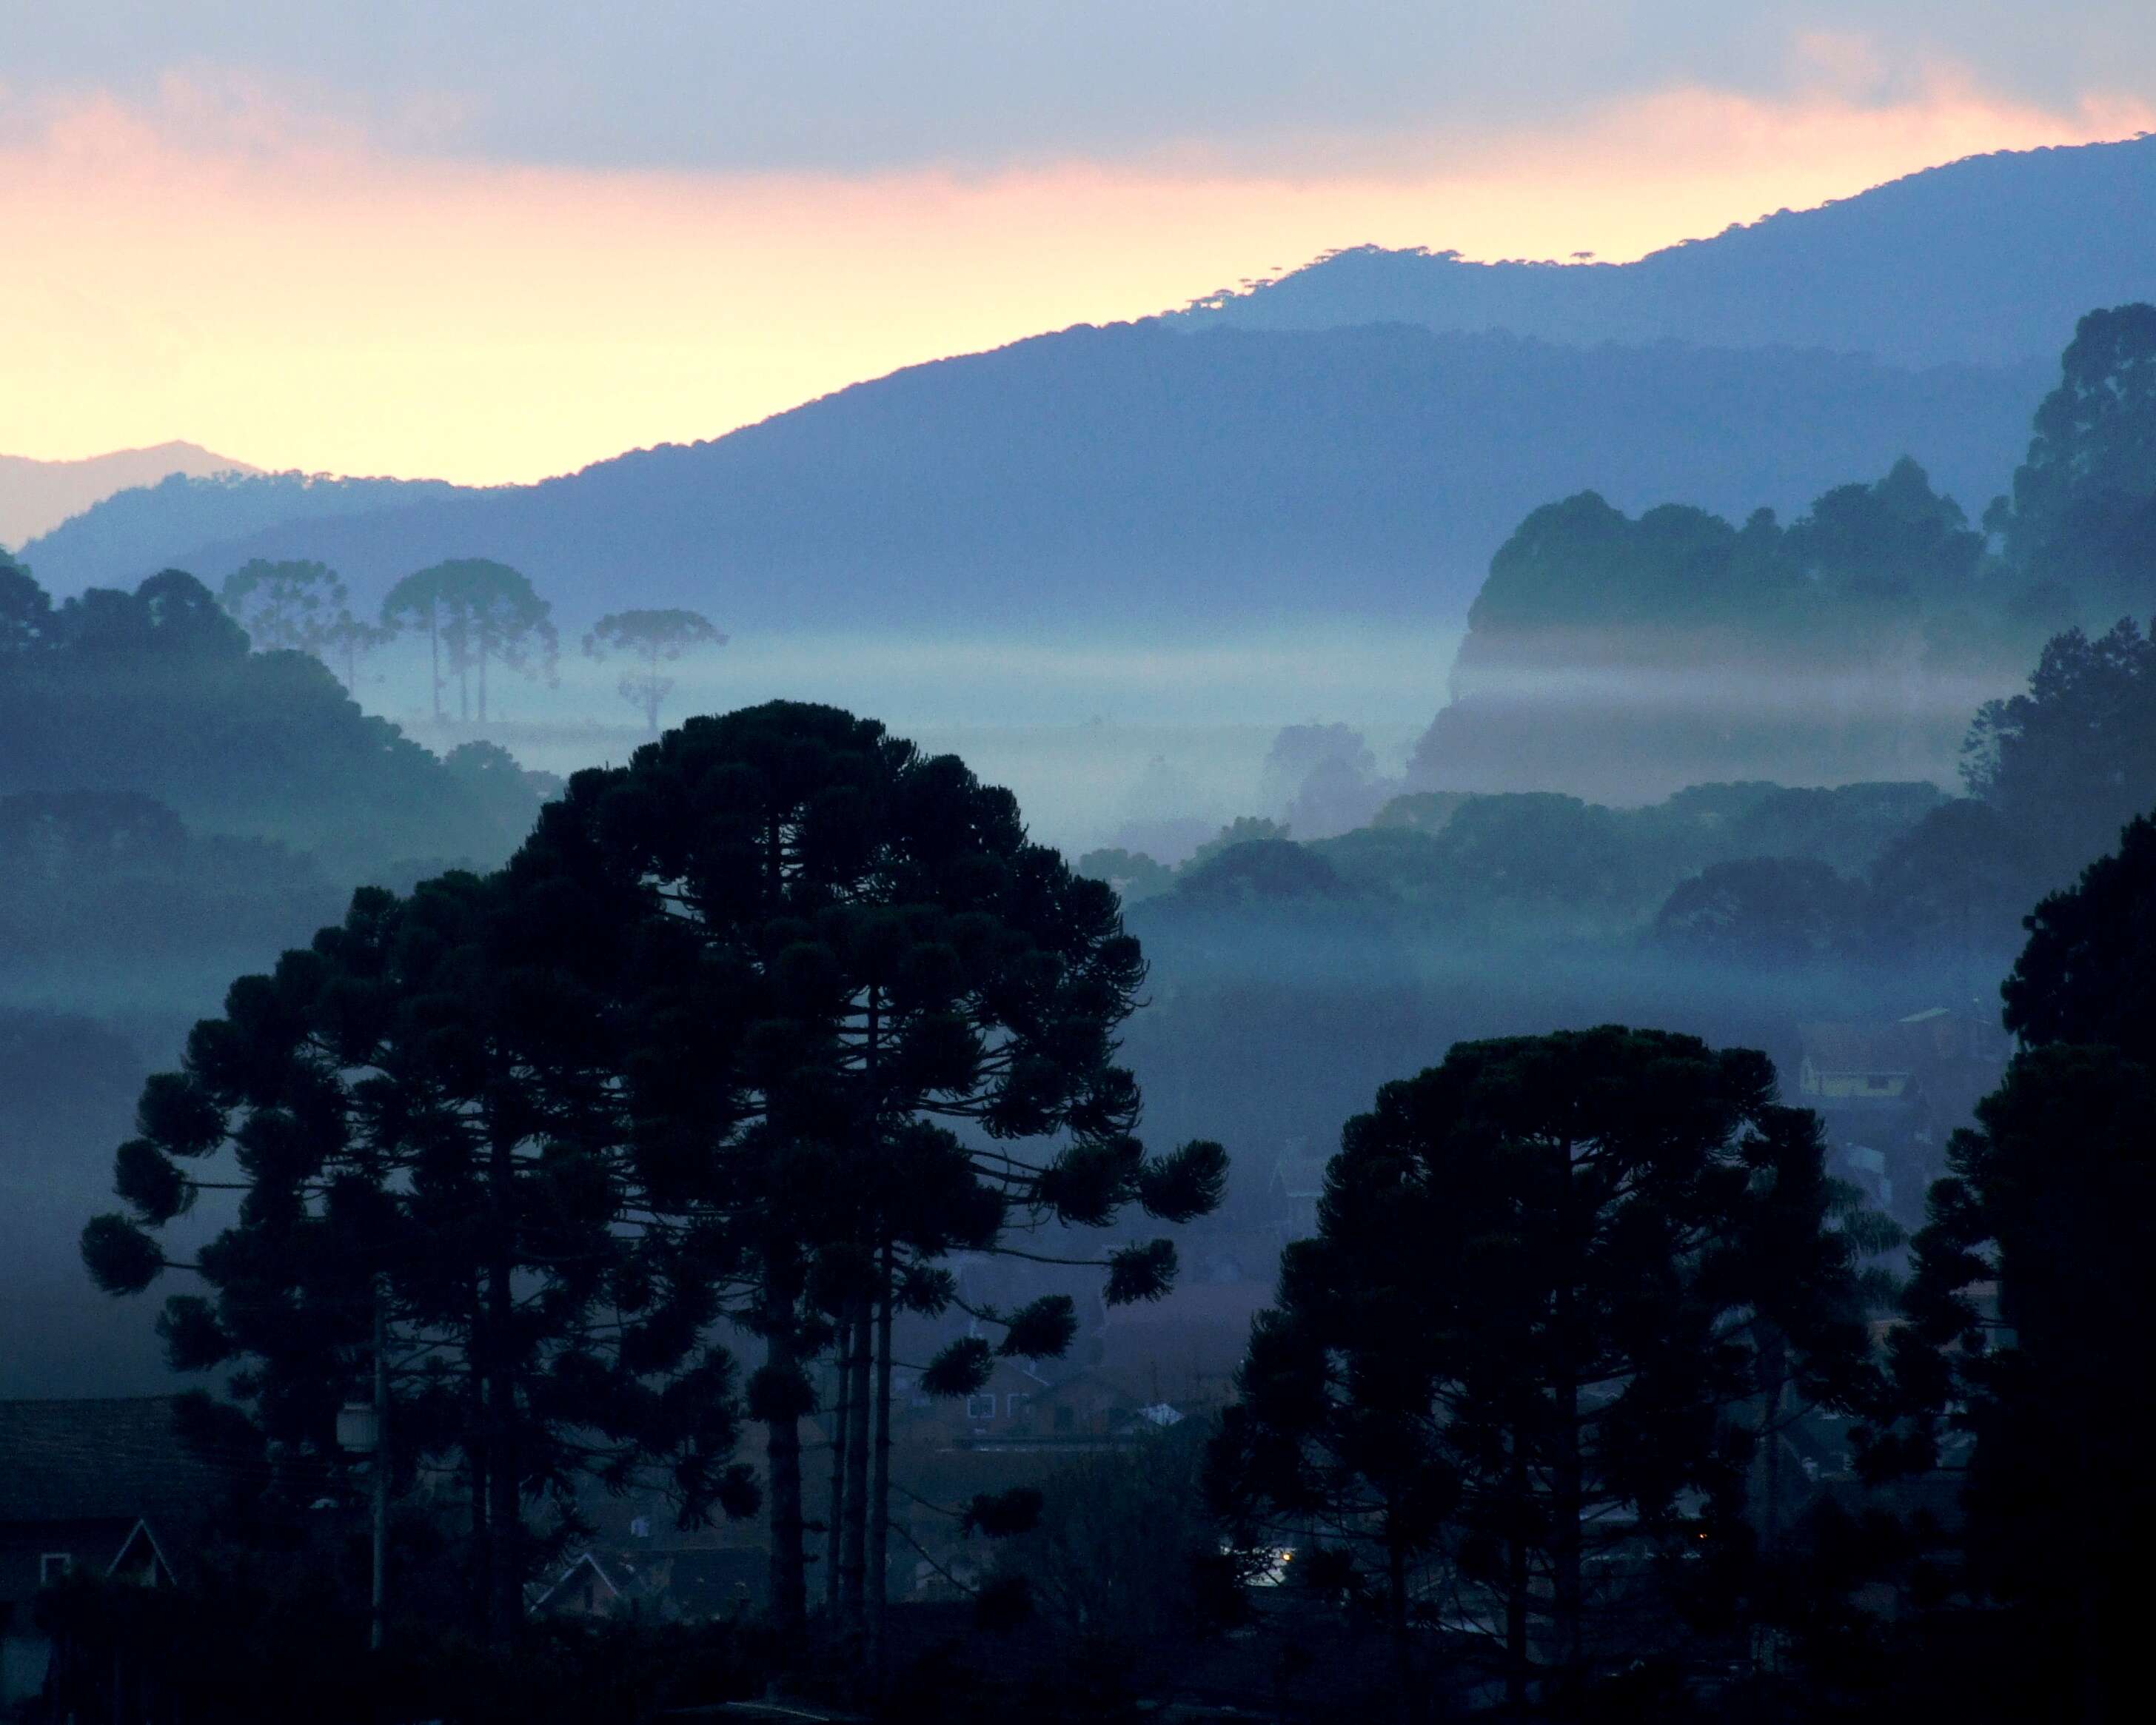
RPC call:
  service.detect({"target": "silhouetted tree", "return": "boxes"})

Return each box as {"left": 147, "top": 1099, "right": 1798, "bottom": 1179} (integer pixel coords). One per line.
{"left": 1996, "top": 303, "right": 2156, "bottom": 609}
{"left": 220, "top": 559, "right": 346, "bottom": 655}
{"left": 516, "top": 702, "right": 1225, "bottom": 1667}
{"left": 0, "top": 550, "right": 55, "bottom": 653}
{"left": 1889, "top": 1045, "right": 2156, "bottom": 1725}
{"left": 1213, "top": 1028, "right": 1875, "bottom": 1716}
{"left": 1962, "top": 617, "right": 2156, "bottom": 884}
{"left": 81, "top": 871, "right": 754, "bottom": 1638}
{"left": 2002, "top": 813, "right": 2156, "bottom": 1064}
{"left": 222, "top": 558, "right": 391, "bottom": 694}
{"left": 1073, "top": 847, "right": 1174, "bottom": 903}
{"left": 383, "top": 559, "right": 558, "bottom": 724}
{"left": 582, "top": 608, "right": 726, "bottom": 733}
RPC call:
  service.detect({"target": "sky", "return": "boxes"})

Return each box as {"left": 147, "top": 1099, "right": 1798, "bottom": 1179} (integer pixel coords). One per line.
{"left": 3, "top": 3, "right": 2152, "bottom": 485}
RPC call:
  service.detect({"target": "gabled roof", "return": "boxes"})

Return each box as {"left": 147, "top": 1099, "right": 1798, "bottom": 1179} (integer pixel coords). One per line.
{"left": 0, "top": 1397, "right": 233, "bottom": 1526}
{"left": 530, "top": 1550, "right": 629, "bottom": 1612}
{"left": 1798, "top": 1022, "right": 1915, "bottom": 1075}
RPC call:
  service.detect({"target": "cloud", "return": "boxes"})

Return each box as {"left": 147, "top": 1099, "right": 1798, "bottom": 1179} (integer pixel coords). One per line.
{"left": 4, "top": 3, "right": 2154, "bottom": 174}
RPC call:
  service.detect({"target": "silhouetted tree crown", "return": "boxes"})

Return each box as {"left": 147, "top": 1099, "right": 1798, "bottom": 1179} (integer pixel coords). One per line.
{"left": 1962, "top": 616, "right": 2156, "bottom": 885}
{"left": 514, "top": 700, "right": 1224, "bottom": 1647}
{"left": 1998, "top": 302, "right": 2156, "bottom": 606}
{"left": 1212, "top": 1027, "right": 1878, "bottom": 1712}
{"left": 381, "top": 557, "right": 557, "bottom": 725}
{"left": 582, "top": 607, "right": 726, "bottom": 733}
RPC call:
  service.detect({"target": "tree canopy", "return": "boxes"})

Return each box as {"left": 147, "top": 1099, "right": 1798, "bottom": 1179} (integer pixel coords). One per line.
{"left": 1212, "top": 1028, "right": 1878, "bottom": 1714}
{"left": 82, "top": 868, "right": 757, "bottom": 1635}
{"left": 582, "top": 607, "right": 726, "bottom": 733}
{"left": 381, "top": 559, "right": 558, "bottom": 725}
{"left": 512, "top": 700, "right": 1225, "bottom": 1658}
{"left": 1962, "top": 616, "right": 2156, "bottom": 885}
{"left": 1998, "top": 302, "right": 2156, "bottom": 610}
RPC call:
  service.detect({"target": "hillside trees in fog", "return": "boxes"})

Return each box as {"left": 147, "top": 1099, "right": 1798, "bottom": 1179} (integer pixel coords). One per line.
{"left": 0, "top": 790, "right": 338, "bottom": 968}
{"left": 582, "top": 606, "right": 727, "bottom": 733}
{"left": 81, "top": 869, "right": 757, "bottom": 1638}
{"left": 1212, "top": 1028, "right": 1881, "bottom": 1716}
{"left": 1993, "top": 303, "right": 2156, "bottom": 615}
{"left": 381, "top": 557, "right": 558, "bottom": 725}
{"left": 1962, "top": 616, "right": 2156, "bottom": 885}
{"left": 1408, "top": 308, "right": 2156, "bottom": 802}
{"left": 511, "top": 701, "right": 1225, "bottom": 1661}
{"left": 0, "top": 563, "right": 546, "bottom": 877}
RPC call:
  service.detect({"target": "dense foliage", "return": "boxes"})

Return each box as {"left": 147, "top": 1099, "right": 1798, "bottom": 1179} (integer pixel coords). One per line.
{"left": 0, "top": 560, "right": 546, "bottom": 877}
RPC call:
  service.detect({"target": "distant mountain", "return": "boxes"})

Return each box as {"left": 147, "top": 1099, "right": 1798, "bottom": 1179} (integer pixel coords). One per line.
{"left": 0, "top": 442, "right": 257, "bottom": 551}
{"left": 1171, "top": 136, "right": 2156, "bottom": 369}
{"left": 39, "top": 323, "right": 2046, "bottom": 632}
{"left": 19, "top": 469, "right": 482, "bottom": 597}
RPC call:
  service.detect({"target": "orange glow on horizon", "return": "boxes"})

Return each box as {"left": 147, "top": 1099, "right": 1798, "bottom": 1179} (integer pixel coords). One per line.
{"left": 2, "top": 72, "right": 2149, "bottom": 486}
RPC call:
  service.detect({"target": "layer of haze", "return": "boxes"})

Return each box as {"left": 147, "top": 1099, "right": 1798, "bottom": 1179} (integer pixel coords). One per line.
{"left": 2, "top": 7, "right": 2150, "bottom": 480}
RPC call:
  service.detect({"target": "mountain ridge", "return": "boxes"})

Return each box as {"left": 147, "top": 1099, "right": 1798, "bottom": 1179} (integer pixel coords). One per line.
{"left": 1, "top": 441, "right": 258, "bottom": 551}
{"left": 22, "top": 323, "right": 2046, "bottom": 632}
{"left": 1170, "top": 134, "right": 2156, "bottom": 368}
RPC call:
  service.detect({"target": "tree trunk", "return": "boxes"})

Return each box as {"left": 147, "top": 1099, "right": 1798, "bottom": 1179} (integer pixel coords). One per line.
{"left": 868, "top": 1243, "right": 896, "bottom": 1677}
{"left": 1551, "top": 1386, "right": 1584, "bottom": 1715}
{"left": 467, "top": 1330, "right": 489, "bottom": 1633}
{"left": 825, "top": 1309, "right": 854, "bottom": 1614}
{"left": 482, "top": 1115, "right": 522, "bottom": 1638}
{"left": 765, "top": 1316, "right": 809, "bottom": 1641}
{"left": 840, "top": 1295, "right": 871, "bottom": 1635}
{"left": 485, "top": 1244, "right": 520, "bottom": 1636}
{"left": 1550, "top": 1135, "right": 1584, "bottom": 1712}
{"left": 1758, "top": 1330, "right": 1789, "bottom": 1563}
{"left": 1507, "top": 1430, "right": 1532, "bottom": 1720}
{"left": 1387, "top": 1517, "right": 1416, "bottom": 1725}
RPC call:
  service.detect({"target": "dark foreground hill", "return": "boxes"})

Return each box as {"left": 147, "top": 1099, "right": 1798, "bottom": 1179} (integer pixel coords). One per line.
{"left": 27, "top": 324, "right": 2045, "bottom": 631}
{"left": 1174, "top": 135, "right": 2156, "bottom": 369}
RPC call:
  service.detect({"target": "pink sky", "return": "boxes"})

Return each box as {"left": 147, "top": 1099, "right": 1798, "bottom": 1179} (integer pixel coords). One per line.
{"left": 1, "top": 66, "right": 2147, "bottom": 486}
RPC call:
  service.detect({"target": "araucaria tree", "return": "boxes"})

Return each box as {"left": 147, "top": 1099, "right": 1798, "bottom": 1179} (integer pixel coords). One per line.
{"left": 516, "top": 702, "right": 1226, "bottom": 1661}
{"left": 82, "top": 869, "right": 754, "bottom": 1636}
{"left": 1211, "top": 1028, "right": 1875, "bottom": 1716}
{"left": 221, "top": 560, "right": 388, "bottom": 693}
{"left": 583, "top": 608, "right": 726, "bottom": 733}
{"left": 381, "top": 559, "right": 558, "bottom": 723}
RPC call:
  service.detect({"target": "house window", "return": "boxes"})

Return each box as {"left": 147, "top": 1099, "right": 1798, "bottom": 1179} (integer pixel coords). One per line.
{"left": 965, "top": 1393, "right": 997, "bottom": 1421}
{"left": 1005, "top": 1393, "right": 1031, "bottom": 1419}
{"left": 40, "top": 1553, "right": 73, "bottom": 1585}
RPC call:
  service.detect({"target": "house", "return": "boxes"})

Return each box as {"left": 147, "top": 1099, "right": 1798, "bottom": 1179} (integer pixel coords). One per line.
{"left": 529, "top": 1545, "right": 767, "bottom": 1622}
{"left": 1796, "top": 1024, "right": 1915, "bottom": 1105}
{"left": 1796, "top": 1010, "right": 2010, "bottom": 1227}
{"left": 0, "top": 1397, "right": 237, "bottom": 1709}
